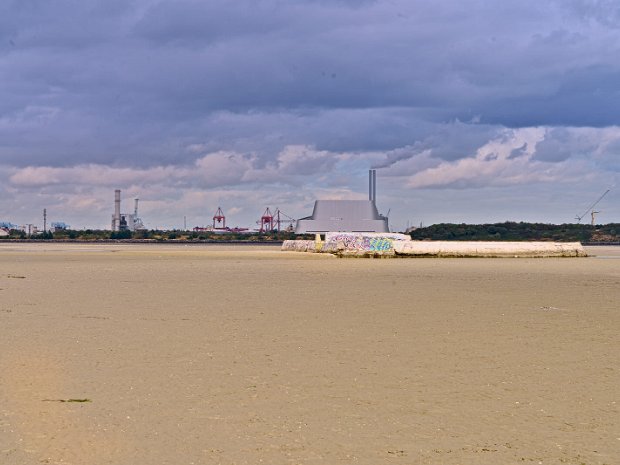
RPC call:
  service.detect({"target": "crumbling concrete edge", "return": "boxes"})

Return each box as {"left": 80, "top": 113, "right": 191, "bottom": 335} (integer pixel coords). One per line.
{"left": 282, "top": 238, "right": 587, "bottom": 258}
{"left": 392, "top": 241, "right": 587, "bottom": 258}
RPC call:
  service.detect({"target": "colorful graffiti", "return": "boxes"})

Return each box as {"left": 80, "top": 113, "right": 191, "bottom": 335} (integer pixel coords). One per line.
{"left": 324, "top": 234, "right": 394, "bottom": 252}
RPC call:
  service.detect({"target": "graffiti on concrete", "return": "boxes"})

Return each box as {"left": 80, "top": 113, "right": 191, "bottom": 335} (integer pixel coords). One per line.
{"left": 324, "top": 234, "right": 394, "bottom": 252}
{"left": 282, "top": 240, "right": 316, "bottom": 252}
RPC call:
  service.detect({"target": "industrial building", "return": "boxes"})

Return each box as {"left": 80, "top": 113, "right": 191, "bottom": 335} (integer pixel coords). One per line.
{"left": 111, "top": 189, "right": 145, "bottom": 232}
{"left": 295, "top": 169, "right": 389, "bottom": 234}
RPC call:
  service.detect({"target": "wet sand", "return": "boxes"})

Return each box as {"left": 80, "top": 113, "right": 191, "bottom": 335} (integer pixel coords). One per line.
{"left": 1, "top": 243, "right": 618, "bottom": 465}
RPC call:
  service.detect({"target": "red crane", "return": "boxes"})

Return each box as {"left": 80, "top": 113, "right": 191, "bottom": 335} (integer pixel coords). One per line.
{"left": 213, "top": 207, "right": 226, "bottom": 229}
{"left": 258, "top": 207, "right": 274, "bottom": 232}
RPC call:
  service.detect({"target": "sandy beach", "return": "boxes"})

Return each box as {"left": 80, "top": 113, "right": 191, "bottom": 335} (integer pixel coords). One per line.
{"left": 1, "top": 243, "right": 618, "bottom": 465}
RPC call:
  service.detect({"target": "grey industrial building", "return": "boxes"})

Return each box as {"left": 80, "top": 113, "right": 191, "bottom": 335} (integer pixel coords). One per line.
{"left": 295, "top": 170, "right": 389, "bottom": 234}
{"left": 111, "top": 189, "right": 145, "bottom": 232}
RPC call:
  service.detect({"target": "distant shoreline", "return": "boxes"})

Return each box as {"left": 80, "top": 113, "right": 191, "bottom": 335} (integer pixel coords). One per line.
{"left": 0, "top": 239, "right": 285, "bottom": 245}
{"left": 2, "top": 238, "right": 620, "bottom": 246}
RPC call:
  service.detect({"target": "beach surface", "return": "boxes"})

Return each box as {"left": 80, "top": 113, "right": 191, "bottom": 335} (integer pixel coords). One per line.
{"left": 1, "top": 243, "right": 618, "bottom": 465}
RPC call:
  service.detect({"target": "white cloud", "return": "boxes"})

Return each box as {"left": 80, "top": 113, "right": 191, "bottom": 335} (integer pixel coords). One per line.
{"left": 2, "top": 131, "right": 620, "bottom": 228}
{"left": 274, "top": 145, "right": 338, "bottom": 175}
{"left": 7, "top": 145, "right": 344, "bottom": 189}
{"left": 400, "top": 127, "right": 607, "bottom": 189}
{"left": 9, "top": 164, "right": 179, "bottom": 187}
{"left": 185, "top": 143, "right": 208, "bottom": 153}
{"left": 194, "top": 151, "right": 257, "bottom": 186}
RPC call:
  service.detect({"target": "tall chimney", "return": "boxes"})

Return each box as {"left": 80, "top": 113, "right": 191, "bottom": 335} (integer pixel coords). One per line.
{"left": 113, "top": 189, "right": 121, "bottom": 231}
{"left": 373, "top": 169, "right": 377, "bottom": 203}
{"left": 369, "top": 169, "right": 377, "bottom": 203}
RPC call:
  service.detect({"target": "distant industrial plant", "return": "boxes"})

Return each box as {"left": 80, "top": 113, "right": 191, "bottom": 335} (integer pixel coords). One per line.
{"left": 111, "top": 189, "right": 145, "bottom": 232}
{"left": 0, "top": 170, "right": 387, "bottom": 237}
{"left": 2, "top": 168, "right": 619, "bottom": 244}
{"left": 295, "top": 170, "right": 389, "bottom": 233}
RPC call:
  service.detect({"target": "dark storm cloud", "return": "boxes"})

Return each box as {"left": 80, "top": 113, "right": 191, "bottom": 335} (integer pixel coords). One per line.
{"left": 2, "top": 0, "right": 620, "bottom": 173}
{"left": 533, "top": 128, "right": 597, "bottom": 163}
{"left": 565, "top": 0, "right": 620, "bottom": 28}
{"left": 479, "top": 65, "right": 620, "bottom": 127}
{"left": 508, "top": 143, "right": 528, "bottom": 160}
{"left": 133, "top": 0, "right": 287, "bottom": 45}
{"left": 373, "top": 121, "right": 501, "bottom": 169}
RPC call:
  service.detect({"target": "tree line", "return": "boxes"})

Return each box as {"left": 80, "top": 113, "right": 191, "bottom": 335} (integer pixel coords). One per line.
{"left": 409, "top": 222, "right": 620, "bottom": 243}
{"left": 0, "top": 228, "right": 303, "bottom": 242}
{"left": 3, "top": 222, "right": 619, "bottom": 243}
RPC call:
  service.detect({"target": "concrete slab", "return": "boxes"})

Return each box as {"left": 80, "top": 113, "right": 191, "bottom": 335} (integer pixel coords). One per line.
{"left": 283, "top": 236, "right": 587, "bottom": 258}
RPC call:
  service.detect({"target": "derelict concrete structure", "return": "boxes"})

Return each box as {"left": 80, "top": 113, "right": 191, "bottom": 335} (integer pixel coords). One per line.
{"left": 282, "top": 234, "right": 587, "bottom": 258}
{"left": 295, "top": 170, "right": 389, "bottom": 234}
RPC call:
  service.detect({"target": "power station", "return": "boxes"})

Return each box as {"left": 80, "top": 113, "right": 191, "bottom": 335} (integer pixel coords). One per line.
{"left": 111, "top": 189, "right": 145, "bottom": 232}
{"left": 2, "top": 173, "right": 617, "bottom": 235}
{"left": 295, "top": 169, "right": 389, "bottom": 234}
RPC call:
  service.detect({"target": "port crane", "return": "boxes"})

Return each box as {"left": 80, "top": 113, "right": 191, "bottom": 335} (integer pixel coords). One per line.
{"left": 213, "top": 207, "right": 226, "bottom": 229}
{"left": 273, "top": 208, "right": 297, "bottom": 232}
{"left": 575, "top": 189, "right": 610, "bottom": 224}
{"left": 257, "top": 208, "right": 296, "bottom": 232}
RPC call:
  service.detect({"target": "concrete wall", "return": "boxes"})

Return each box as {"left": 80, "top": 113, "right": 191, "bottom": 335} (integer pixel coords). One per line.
{"left": 282, "top": 240, "right": 317, "bottom": 252}
{"left": 393, "top": 241, "right": 586, "bottom": 257}
{"left": 325, "top": 232, "right": 410, "bottom": 242}
{"left": 282, "top": 234, "right": 587, "bottom": 258}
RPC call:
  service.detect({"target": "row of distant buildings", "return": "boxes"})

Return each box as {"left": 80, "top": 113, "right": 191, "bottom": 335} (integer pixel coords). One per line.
{"left": 0, "top": 221, "right": 69, "bottom": 237}
{"left": 111, "top": 171, "right": 390, "bottom": 234}
{"left": 2, "top": 170, "right": 391, "bottom": 236}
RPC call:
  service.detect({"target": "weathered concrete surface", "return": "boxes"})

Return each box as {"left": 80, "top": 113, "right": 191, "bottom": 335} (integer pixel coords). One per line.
{"left": 393, "top": 240, "right": 586, "bottom": 257}
{"left": 284, "top": 233, "right": 410, "bottom": 256}
{"left": 322, "top": 233, "right": 395, "bottom": 256}
{"left": 282, "top": 240, "right": 317, "bottom": 252}
{"left": 324, "top": 232, "right": 414, "bottom": 256}
{"left": 283, "top": 236, "right": 587, "bottom": 257}
{"left": 324, "top": 232, "right": 410, "bottom": 242}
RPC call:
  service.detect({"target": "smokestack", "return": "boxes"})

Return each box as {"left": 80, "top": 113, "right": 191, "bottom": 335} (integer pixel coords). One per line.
{"left": 369, "top": 169, "right": 377, "bottom": 203}
{"left": 373, "top": 169, "right": 376, "bottom": 203}
{"left": 113, "top": 189, "right": 121, "bottom": 231}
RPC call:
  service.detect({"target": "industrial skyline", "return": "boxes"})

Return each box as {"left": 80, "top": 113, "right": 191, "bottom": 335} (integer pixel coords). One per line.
{"left": 1, "top": 1, "right": 620, "bottom": 229}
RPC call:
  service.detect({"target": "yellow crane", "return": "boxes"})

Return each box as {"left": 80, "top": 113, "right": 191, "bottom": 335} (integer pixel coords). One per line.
{"left": 575, "top": 189, "right": 610, "bottom": 223}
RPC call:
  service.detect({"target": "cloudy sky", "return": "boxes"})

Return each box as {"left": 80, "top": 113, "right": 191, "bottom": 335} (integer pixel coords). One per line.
{"left": 1, "top": 0, "right": 619, "bottom": 230}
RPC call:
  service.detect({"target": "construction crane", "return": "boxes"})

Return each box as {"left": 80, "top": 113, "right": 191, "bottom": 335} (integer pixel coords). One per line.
{"left": 575, "top": 189, "right": 610, "bottom": 223}
{"left": 273, "top": 208, "right": 296, "bottom": 232}
{"left": 257, "top": 207, "right": 296, "bottom": 232}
